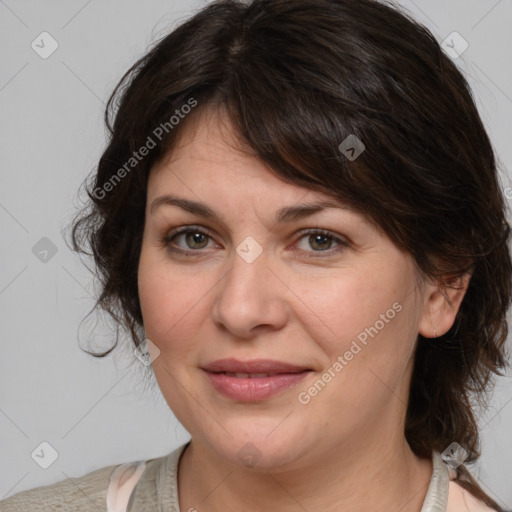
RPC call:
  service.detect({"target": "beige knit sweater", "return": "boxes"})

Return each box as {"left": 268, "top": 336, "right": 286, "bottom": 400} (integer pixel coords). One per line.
{"left": 0, "top": 442, "right": 498, "bottom": 511}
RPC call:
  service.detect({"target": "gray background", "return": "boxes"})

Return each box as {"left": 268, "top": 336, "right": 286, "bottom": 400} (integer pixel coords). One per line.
{"left": 1, "top": 0, "right": 511, "bottom": 507}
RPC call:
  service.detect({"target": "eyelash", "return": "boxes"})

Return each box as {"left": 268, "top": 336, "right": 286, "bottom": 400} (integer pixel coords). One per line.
{"left": 161, "top": 226, "right": 348, "bottom": 258}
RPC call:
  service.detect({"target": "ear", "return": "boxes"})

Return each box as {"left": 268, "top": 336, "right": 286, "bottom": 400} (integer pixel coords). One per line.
{"left": 418, "top": 272, "right": 472, "bottom": 338}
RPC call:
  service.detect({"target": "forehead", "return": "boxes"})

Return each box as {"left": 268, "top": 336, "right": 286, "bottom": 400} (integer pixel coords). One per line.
{"left": 151, "top": 107, "right": 261, "bottom": 175}
{"left": 147, "top": 107, "right": 337, "bottom": 205}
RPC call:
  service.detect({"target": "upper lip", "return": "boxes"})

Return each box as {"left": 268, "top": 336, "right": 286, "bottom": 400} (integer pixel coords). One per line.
{"left": 202, "top": 358, "right": 311, "bottom": 374}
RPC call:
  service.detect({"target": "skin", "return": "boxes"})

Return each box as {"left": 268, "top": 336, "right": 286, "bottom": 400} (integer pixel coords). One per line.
{"left": 137, "top": 108, "right": 470, "bottom": 512}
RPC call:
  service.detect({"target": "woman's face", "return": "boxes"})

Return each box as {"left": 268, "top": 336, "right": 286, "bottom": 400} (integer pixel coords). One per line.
{"left": 138, "top": 109, "right": 436, "bottom": 470}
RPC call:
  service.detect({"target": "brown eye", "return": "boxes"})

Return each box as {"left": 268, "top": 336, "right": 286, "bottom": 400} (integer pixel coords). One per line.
{"left": 294, "top": 229, "right": 348, "bottom": 257}
{"left": 163, "top": 227, "right": 215, "bottom": 255}
{"left": 183, "top": 232, "right": 209, "bottom": 249}
{"left": 308, "top": 233, "right": 333, "bottom": 251}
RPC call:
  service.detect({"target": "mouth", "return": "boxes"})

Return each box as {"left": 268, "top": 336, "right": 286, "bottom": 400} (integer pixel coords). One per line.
{"left": 202, "top": 358, "right": 312, "bottom": 374}
{"left": 201, "top": 359, "right": 313, "bottom": 401}
{"left": 217, "top": 371, "right": 303, "bottom": 378}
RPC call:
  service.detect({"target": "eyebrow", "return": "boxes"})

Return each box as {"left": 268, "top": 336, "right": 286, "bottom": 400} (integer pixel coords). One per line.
{"left": 149, "top": 194, "right": 349, "bottom": 224}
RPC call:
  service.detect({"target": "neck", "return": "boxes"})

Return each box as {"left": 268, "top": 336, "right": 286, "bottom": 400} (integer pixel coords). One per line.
{"left": 177, "top": 426, "right": 433, "bottom": 512}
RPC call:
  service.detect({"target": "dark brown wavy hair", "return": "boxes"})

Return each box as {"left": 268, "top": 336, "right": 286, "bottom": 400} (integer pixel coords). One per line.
{"left": 67, "top": 0, "right": 512, "bottom": 509}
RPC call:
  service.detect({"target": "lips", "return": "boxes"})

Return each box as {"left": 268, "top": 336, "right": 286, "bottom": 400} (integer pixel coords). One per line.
{"left": 201, "top": 358, "right": 312, "bottom": 401}
{"left": 222, "top": 372, "right": 280, "bottom": 378}
{"left": 202, "top": 358, "right": 310, "bottom": 374}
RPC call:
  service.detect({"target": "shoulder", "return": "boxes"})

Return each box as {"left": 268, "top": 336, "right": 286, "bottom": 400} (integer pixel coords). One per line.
{"left": 447, "top": 480, "right": 502, "bottom": 512}
{"left": 0, "top": 443, "right": 188, "bottom": 512}
{"left": 127, "top": 442, "right": 189, "bottom": 510}
{"left": 0, "top": 462, "right": 119, "bottom": 512}
{"left": 424, "top": 452, "right": 505, "bottom": 512}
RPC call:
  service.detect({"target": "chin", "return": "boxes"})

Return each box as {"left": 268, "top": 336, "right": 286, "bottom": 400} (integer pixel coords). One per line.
{"left": 197, "top": 422, "right": 310, "bottom": 471}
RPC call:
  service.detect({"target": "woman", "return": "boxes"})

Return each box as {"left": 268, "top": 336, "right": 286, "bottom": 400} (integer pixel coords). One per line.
{"left": 1, "top": 0, "right": 510, "bottom": 510}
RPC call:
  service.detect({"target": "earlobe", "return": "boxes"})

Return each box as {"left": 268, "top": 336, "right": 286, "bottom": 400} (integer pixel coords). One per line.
{"left": 418, "top": 272, "right": 472, "bottom": 338}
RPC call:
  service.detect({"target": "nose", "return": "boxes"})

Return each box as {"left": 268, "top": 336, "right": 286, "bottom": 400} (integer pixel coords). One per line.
{"left": 211, "top": 245, "right": 289, "bottom": 339}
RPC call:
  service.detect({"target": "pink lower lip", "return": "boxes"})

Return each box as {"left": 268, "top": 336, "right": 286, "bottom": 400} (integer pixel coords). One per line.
{"left": 203, "top": 370, "right": 311, "bottom": 401}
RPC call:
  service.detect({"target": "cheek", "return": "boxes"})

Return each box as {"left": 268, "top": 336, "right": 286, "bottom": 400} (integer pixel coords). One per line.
{"left": 299, "top": 266, "right": 417, "bottom": 385}
{"left": 137, "top": 249, "right": 207, "bottom": 354}
{"left": 295, "top": 272, "right": 399, "bottom": 348}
